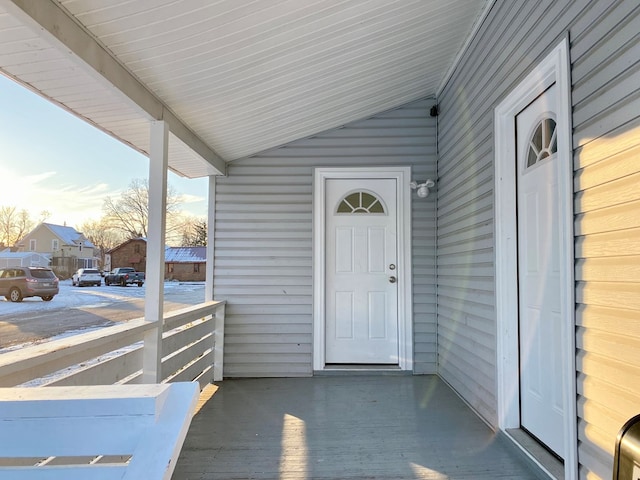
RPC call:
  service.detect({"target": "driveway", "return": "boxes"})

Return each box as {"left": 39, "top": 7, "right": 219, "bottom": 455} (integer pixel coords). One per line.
{"left": 0, "top": 280, "right": 206, "bottom": 350}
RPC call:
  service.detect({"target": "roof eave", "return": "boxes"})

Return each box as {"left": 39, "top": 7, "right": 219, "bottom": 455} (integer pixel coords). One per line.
{"left": 3, "top": 0, "right": 226, "bottom": 177}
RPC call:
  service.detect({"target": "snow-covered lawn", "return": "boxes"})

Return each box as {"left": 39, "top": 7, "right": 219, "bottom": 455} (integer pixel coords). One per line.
{"left": 0, "top": 279, "right": 210, "bottom": 386}
{"left": 0, "top": 279, "right": 205, "bottom": 315}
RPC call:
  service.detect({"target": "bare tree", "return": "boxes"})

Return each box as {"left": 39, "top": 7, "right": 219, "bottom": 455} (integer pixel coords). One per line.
{"left": 78, "top": 219, "right": 125, "bottom": 269}
{"left": 39, "top": 210, "right": 51, "bottom": 223}
{"left": 103, "top": 178, "right": 182, "bottom": 239}
{"left": 181, "top": 217, "right": 207, "bottom": 246}
{"left": 0, "top": 206, "right": 34, "bottom": 247}
{"left": 0, "top": 206, "right": 16, "bottom": 247}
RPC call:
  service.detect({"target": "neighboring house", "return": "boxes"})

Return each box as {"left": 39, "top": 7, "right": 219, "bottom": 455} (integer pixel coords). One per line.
{"left": 165, "top": 247, "right": 206, "bottom": 282}
{"left": 1, "top": 2, "right": 638, "bottom": 479}
{"left": 0, "top": 251, "right": 50, "bottom": 268}
{"left": 107, "top": 240, "right": 206, "bottom": 281}
{"left": 106, "top": 238, "right": 147, "bottom": 273}
{"left": 17, "top": 223, "right": 96, "bottom": 278}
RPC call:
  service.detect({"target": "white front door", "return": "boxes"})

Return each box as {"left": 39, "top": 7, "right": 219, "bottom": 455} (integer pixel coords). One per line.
{"left": 325, "top": 178, "right": 398, "bottom": 364}
{"left": 516, "top": 83, "right": 565, "bottom": 457}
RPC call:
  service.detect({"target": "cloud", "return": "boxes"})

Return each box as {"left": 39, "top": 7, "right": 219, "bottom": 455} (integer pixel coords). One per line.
{"left": 0, "top": 166, "right": 111, "bottom": 228}
{"left": 180, "top": 193, "right": 206, "bottom": 204}
{"left": 25, "top": 171, "right": 57, "bottom": 184}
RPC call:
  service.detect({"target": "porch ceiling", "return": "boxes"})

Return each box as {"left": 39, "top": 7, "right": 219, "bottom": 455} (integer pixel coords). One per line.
{"left": 0, "top": 0, "right": 489, "bottom": 178}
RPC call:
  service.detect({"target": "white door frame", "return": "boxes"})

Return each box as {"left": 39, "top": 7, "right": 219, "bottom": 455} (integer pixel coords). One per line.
{"left": 313, "top": 167, "right": 413, "bottom": 372}
{"left": 494, "top": 39, "right": 577, "bottom": 478}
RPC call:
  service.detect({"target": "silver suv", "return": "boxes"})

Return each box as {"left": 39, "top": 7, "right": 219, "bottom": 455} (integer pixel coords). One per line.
{"left": 0, "top": 267, "right": 59, "bottom": 302}
{"left": 72, "top": 268, "right": 102, "bottom": 287}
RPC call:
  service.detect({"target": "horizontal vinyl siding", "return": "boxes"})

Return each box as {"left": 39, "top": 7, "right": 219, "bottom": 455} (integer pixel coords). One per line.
{"left": 438, "top": 0, "right": 640, "bottom": 477}
{"left": 571, "top": 1, "right": 640, "bottom": 477}
{"left": 436, "top": 0, "right": 582, "bottom": 426}
{"left": 215, "top": 99, "right": 437, "bottom": 377}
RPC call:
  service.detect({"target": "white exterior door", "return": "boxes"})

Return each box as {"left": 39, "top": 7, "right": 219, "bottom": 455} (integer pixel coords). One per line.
{"left": 516, "top": 84, "right": 565, "bottom": 457}
{"left": 325, "top": 178, "right": 398, "bottom": 364}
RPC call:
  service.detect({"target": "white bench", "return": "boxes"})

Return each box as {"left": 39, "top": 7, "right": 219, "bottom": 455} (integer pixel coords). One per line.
{"left": 0, "top": 382, "right": 199, "bottom": 479}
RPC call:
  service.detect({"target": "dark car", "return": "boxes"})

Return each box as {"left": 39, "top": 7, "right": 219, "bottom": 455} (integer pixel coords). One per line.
{"left": 0, "top": 266, "right": 59, "bottom": 302}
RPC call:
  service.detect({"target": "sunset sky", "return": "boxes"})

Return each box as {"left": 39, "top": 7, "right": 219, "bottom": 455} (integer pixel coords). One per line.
{"left": 0, "top": 73, "right": 208, "bottom": 229}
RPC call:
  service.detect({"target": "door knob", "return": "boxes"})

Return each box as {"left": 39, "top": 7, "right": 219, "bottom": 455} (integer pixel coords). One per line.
{"left": 389, "top": 276, "right": 397, "bottom": 283}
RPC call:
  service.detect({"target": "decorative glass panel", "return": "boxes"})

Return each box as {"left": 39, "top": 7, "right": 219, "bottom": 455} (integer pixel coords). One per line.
{"left": 526, "top": 117, "right": 557, "bottom": 168}
{"left": 337, "top": 191, "right": 386, "bottom": 215}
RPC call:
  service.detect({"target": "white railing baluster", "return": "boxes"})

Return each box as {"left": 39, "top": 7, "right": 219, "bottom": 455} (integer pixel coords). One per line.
{"left": 0, "top": 300, "right": 225, "bottom": 388}
{"left": 213, "top": 302, "right": 226, "bottom": 382}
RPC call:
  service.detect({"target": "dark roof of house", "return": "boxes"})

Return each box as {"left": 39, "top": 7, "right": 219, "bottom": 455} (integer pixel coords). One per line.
{"left": 106, "top": 237, "right": 147, "bottom": 253}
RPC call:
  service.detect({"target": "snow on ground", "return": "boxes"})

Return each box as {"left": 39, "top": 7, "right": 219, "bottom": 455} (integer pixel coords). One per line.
{"left": 0, "top": 279, "right": 205, "bottom": 315}
{"left": 0, "top": 324, "right": 108, "bottom": 355}
{"left": 0, "top": 280, "right": 208, "bottom": 383}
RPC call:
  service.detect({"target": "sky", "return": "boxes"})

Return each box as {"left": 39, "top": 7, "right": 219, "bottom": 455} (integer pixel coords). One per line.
{"left": 0, "top": 74, "right": 209, "bottom": 229}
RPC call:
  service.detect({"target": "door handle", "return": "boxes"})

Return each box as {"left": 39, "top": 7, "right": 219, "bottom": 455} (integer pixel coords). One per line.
{"left": 389, "top": 276, "right": 397, "bottom": 284}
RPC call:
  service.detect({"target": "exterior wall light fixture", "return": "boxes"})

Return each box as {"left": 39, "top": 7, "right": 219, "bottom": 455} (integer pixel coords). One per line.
{"left": 410, "top": 179, "right": 435, "bottom": 198}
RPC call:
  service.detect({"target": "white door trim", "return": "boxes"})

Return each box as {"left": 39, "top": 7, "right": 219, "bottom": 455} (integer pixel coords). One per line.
{"left": 494, "top": 39, "right": 577, "bottom": 478}
{"left": 313, "top": 167, "right": 413, "bottom": 372}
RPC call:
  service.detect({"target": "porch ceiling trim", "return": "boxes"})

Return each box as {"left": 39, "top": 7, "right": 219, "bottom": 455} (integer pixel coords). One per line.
{"left": 3, "top": 0, "right": 226, "bottom": 176}
{"left": 436, "top": 0, "right": 496, "bottom": 96}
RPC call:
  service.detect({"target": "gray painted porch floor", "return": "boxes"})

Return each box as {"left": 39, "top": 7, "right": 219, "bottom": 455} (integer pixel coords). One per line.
{"left": 173, "top": 375, "right": 541, "bottom": 480}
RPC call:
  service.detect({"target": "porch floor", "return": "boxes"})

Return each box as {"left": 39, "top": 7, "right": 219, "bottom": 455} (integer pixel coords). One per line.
{"left": 173, "top": 375, "right": 542, "bottom": 480}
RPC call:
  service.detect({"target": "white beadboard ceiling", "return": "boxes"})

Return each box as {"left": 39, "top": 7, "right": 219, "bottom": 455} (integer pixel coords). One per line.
{"left": 0, "top": 0, "right": 489, "bottom": 178}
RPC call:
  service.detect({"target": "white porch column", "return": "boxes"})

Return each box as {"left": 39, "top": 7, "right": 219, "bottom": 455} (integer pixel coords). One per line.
{"left": 143, "top": 120, "right": 169, "bottom": 383}
{"left": 205, "top": 175, "right": 225, "bottom": 381}
{"left": 205, "top": 175, "right": 216, "bottom": 302}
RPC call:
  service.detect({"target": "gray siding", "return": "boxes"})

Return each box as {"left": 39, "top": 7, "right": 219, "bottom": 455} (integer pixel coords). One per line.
{"left": 436, "top": 0, "right": 572, "bottom": 426}
{"left": 571, "top": 1, "right": 640, "bottom": 478}
{"left": 438, "top": 0, "right": 640, "bottom": 478}
{"left": 215, "top": 99, "right": 437, "bottom": 377}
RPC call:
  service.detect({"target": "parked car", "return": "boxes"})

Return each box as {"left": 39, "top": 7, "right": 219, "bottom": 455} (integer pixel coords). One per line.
{"left": 104, "top": 267, "right": 145, "bottom": 287}
{"left": 72, "top": 268, "right": 102, "bottom": 287}
{"left": 0, "top": 267, "right": 59, "bottom": 302}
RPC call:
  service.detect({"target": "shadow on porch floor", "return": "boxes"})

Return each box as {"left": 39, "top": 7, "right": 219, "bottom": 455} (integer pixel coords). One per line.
{"left": 174, "top": 375, "right": 541, "bottom": 480}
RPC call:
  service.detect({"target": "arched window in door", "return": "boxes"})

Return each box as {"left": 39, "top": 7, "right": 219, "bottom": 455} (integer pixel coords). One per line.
{"left": 336, "top": 191, "right": 386, "bottom": 214}
{"left": 526, "top": 117, "right": 557, "bottom": 168}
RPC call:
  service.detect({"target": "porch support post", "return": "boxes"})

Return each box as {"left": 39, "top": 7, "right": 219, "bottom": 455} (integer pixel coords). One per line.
{"left": 143, "top": 120, "right": 169, "bottom": 383}
{"left": 205, "top": 175, "right": 225, "bottom": 381}
{"left": 205, "top": 175, "right": 216, "bottom": 302}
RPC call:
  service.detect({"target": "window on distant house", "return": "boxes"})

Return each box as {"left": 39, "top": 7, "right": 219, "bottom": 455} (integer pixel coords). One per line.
{"left": 194, "top": 263, "right": 200, "bottom": 273}
{"left": 29, "top": 239, "right": 36, "bottom": 251}
{"left": 134, "top": 244, "right": 140, "bottom": 253}
{"left": 168, "top": 263, "right": 174, "bottom": 273}
{"left": 52, "top": 239, "right": 59, "bottom": 251}
{"left": 79, "top": 243, "right": 83, "bottom": 252}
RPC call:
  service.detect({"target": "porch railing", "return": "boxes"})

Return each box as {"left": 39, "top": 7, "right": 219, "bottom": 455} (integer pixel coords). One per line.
{"left": 0, "top": 300, "right": 226, "bottom": 388}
